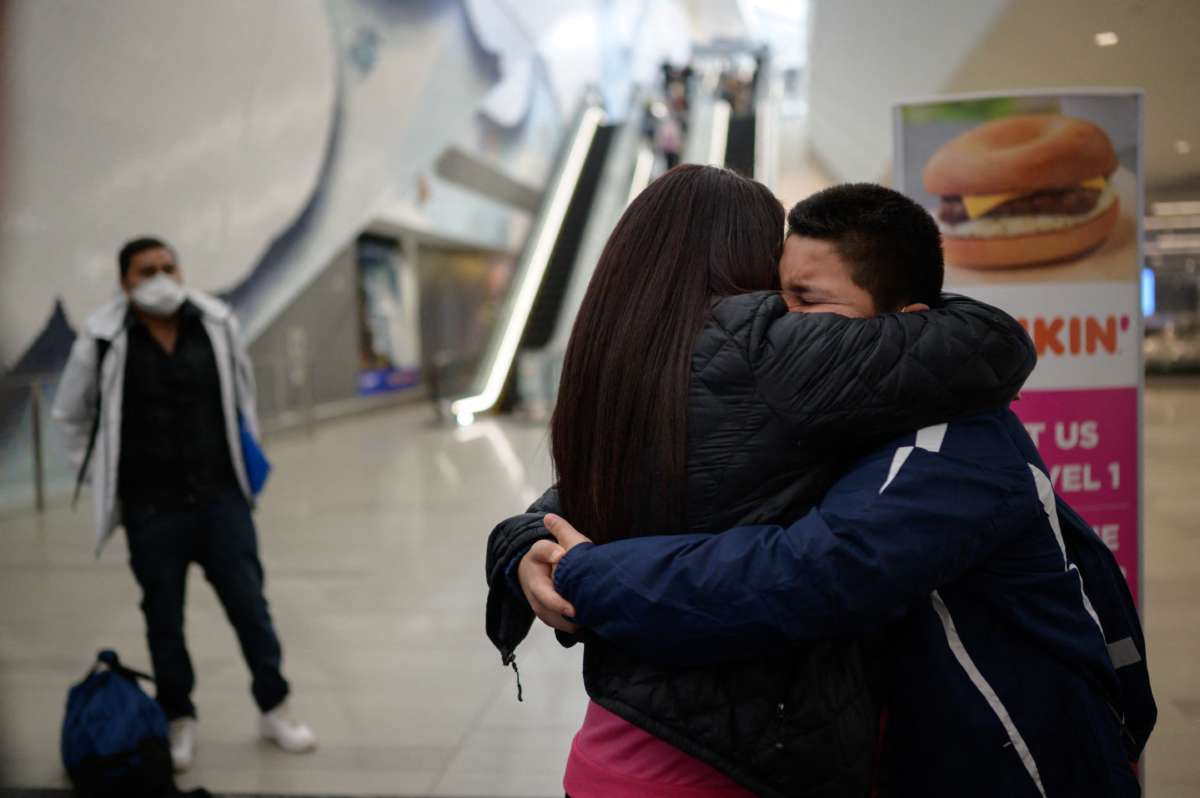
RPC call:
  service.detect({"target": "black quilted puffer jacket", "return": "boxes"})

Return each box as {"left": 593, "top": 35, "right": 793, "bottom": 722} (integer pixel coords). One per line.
{"left": 486, "top": 292, "right": 1036, "bottom": 797}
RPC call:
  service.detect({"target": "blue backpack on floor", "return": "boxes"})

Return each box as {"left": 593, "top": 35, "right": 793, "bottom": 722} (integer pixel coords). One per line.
{"left": 61, "top": 649, "right": 175, "bottom": 797}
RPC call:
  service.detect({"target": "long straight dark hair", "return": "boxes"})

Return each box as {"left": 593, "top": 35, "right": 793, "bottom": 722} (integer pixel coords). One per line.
{"left": 551, "top": 165, "right": 784, "bottom": 543}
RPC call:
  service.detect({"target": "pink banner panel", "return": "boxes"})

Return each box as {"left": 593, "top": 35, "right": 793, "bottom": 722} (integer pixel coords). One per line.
{"left": 1012, "top": 386, "right": 1140, "bottom": 603}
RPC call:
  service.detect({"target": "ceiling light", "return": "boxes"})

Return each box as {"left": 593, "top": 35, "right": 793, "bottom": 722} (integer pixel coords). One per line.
{"left": 1145, "top": 215, "right": 1200, "bottom": 230}
{"left": 1176, "top": 140, "right": 1192, "bottom": 155}
{"left": 1094, "top": 31, "right": 1119, "bottom": 46}
{"left": 1151, "top": 234, "right": 1200, "bottom": 252}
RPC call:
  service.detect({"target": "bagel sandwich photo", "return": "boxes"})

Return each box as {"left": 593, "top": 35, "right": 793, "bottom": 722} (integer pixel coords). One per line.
{"left": 922, "top": 114, "right": 1119, "bottom": 270}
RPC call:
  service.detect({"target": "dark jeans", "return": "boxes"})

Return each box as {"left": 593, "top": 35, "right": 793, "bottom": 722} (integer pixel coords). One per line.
{"left": 124, "top": 488, "right": 289, "bottom": 720}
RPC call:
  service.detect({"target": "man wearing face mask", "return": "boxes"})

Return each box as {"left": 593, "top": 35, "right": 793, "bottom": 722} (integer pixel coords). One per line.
{"left": 52, "top": 237, "right": 315, "bottom": 772}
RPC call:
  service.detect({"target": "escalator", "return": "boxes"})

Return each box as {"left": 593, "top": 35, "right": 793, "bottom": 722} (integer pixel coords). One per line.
{"left": 724, "top": 63, "right": 780, "bottom": 181}
{"left": 725, "top": 112, "right": 756, "bottom": 177}
{"left": 513, "top": 92, "right": 657, "bottom": 417}
{"left": 448, "top": 96, "right": 648, "bottom": 423}
{"left": 447, "top": 68, "right": 781, "bottom": 425}
{"left": 684, "top": 57, "right": 781, "bottom": 187}
{"left": 517, "top": 124, "right": 615, "bottom": 353}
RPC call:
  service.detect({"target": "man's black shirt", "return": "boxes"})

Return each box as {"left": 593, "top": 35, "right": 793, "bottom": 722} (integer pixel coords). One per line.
{"left": 118, "top": 302, "right": 237, "bottom": 509}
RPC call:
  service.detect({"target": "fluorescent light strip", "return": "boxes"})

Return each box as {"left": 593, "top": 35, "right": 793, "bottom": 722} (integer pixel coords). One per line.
{"left": 709, "top": 100, "right": 731, "bottom": 167}
{"left": 1145, "top": 215, "right": 1200, "bottom": 231}
{"left": 450, "top": 106, "right": 606, "bottom": 420}
{"left": 754, "top": 81, "right": 781, "bottom": 188}
{"left": 1151, "top": 234, "right": 1200, "bottom": 251}
{"left": 754, "top": 101, "right": 771, "bottom": 185}
{"left": 1153, "top": 201, "right": 1200, "bottom": 216}
{"left": 627, "top": 144, "right": 656, "bottom": 208}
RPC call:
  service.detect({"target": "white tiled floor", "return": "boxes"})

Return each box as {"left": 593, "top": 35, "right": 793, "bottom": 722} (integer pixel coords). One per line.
{"left": 0, "top": 406, "right": 586, "bottom": 796}
{"left": 1, "top": 382, "right": 1198, "bottom": 796}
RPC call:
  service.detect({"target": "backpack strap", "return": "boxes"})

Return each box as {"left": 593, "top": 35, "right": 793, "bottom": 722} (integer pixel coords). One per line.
{"left": 93, "top": 649, "right": 154, "bottom": 683}
{"left": 71, "top": 338, "right": 111, "bottom": 509}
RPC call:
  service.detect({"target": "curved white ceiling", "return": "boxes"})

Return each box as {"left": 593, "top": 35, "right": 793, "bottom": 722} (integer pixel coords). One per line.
{"left": 0, "top": 0, "right": 335, "bottom": 365}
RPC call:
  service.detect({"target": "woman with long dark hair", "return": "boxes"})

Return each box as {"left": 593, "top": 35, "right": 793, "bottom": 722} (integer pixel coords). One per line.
{"left": 486, "top": 166, "right": 1034, "bottom": 797}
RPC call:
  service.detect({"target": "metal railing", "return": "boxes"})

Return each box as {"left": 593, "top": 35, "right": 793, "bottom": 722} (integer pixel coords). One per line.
{"left": 1, "top": 372, "right": 68, "bottom": 514}
{"left": 1, "top": 324, "right": 500, "bottom": 516}
{"left": 0, "top": 355, "right": 323, "bottom": 516}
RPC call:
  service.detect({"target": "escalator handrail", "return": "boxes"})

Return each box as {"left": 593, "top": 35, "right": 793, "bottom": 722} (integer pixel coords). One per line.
{"left": 680, "top": 66, "right": 732, "bottom": 169}
{"left": 708, "top": 98, "right": 732, "bottom": 168}
{"left": 753, "top": 66, "right": 781, "bottom": 189}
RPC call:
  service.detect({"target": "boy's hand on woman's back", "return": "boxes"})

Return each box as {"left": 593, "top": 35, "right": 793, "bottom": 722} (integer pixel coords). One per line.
{"left": 518, "top": 539, "right": 578, "bottom": 634}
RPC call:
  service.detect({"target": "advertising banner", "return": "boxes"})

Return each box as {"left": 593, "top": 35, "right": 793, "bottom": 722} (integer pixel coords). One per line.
{"left": 356, "top": 236, "right": 421, "bottom": 396}
{"left": 894, "top": 90, "right": 1144, "bottom": 603}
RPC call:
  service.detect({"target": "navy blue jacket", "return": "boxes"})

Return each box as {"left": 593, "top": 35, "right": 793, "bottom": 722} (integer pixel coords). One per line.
{"left": 554, "top": 409, "right": 1141, "bottom": 797}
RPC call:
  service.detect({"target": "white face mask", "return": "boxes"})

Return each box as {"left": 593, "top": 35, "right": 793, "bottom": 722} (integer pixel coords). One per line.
{"left": 130, "top": 274, "right": 185, "bottom": 318}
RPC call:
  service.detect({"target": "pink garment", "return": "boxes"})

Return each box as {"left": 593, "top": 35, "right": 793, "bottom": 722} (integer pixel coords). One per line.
{"left": 655, "top": 117, "right": 682, "bottom": 154}
{"left": 563, "top": 700, "right": 757, "bottom": 798}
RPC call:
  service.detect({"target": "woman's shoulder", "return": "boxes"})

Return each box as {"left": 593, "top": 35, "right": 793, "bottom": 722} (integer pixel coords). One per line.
{"left": 692, "top": 292, "right": 786, "bottom": 376}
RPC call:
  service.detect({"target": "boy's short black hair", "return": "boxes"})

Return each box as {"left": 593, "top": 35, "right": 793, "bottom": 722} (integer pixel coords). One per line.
{"left": 118, "top": 237, "right": 173, "bottom": 280}
{"left": 787, "top": 184, "right": 944, "bottom": 311}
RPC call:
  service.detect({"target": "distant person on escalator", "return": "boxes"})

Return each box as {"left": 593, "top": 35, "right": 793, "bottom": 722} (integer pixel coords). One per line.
{"left": 52, "top": 237, "right": 316, "bottom": 773}
{"left": 654, "top": 114, "right": 682, "bottom": 170}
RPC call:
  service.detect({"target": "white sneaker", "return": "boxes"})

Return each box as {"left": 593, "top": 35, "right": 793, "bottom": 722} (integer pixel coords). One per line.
{"left": 258, "top": 702, "right": 317, "bottom": 753}
{"left": 168, "top": 717, "right": 197, "bottom": 772}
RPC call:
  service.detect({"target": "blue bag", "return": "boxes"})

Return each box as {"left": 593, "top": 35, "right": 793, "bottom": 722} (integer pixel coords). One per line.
{"left": 226, "top": 322, "right": 270, "bottom": 497}
{"left": 61, "top": 650, "right": 173, "bottom": 797}
{"left": 238, "top": 414, "right": 271, "bottom": 496}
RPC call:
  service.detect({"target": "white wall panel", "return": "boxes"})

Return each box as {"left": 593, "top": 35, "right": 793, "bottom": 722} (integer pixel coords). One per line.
{"left": 0, "top": 0, "right": 694, "bottom": 365}
{"left": 805, "top": 0, "right": 1007, "bottom": 183}
{"left": 234, "top": 0, "right": 500, "bottom": 341}
{"left": 0, "top": 0, "right": 335, "bottom": 364}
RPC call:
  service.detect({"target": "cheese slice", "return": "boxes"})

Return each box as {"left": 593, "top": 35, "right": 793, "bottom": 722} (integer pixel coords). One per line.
{"left": 960, "top": 177, "right": 1107, "bottom": 219}
{"left": 962, "top": 191, "right": 1020, "bottom": 219}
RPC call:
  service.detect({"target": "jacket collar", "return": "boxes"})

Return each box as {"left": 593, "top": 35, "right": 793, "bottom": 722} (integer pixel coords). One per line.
{"left": 122, "top": 298, "right": 203, "bottom": 330}
{"left": 84, "top": 288, "right": 230, "bottom": 341}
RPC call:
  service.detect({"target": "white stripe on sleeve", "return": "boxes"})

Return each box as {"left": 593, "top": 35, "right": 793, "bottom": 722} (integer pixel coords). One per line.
{"left": 879, "top": 423, "right": 947, "bottom": 494}
{"left": 915, "top": 423, "right": 947, "bottom": 453}
{"left": 931, "top": 590, "right": 1048, "bottom": 798}
{"left": 1028, "top": 465, "right": 1103, "bottom": 632}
